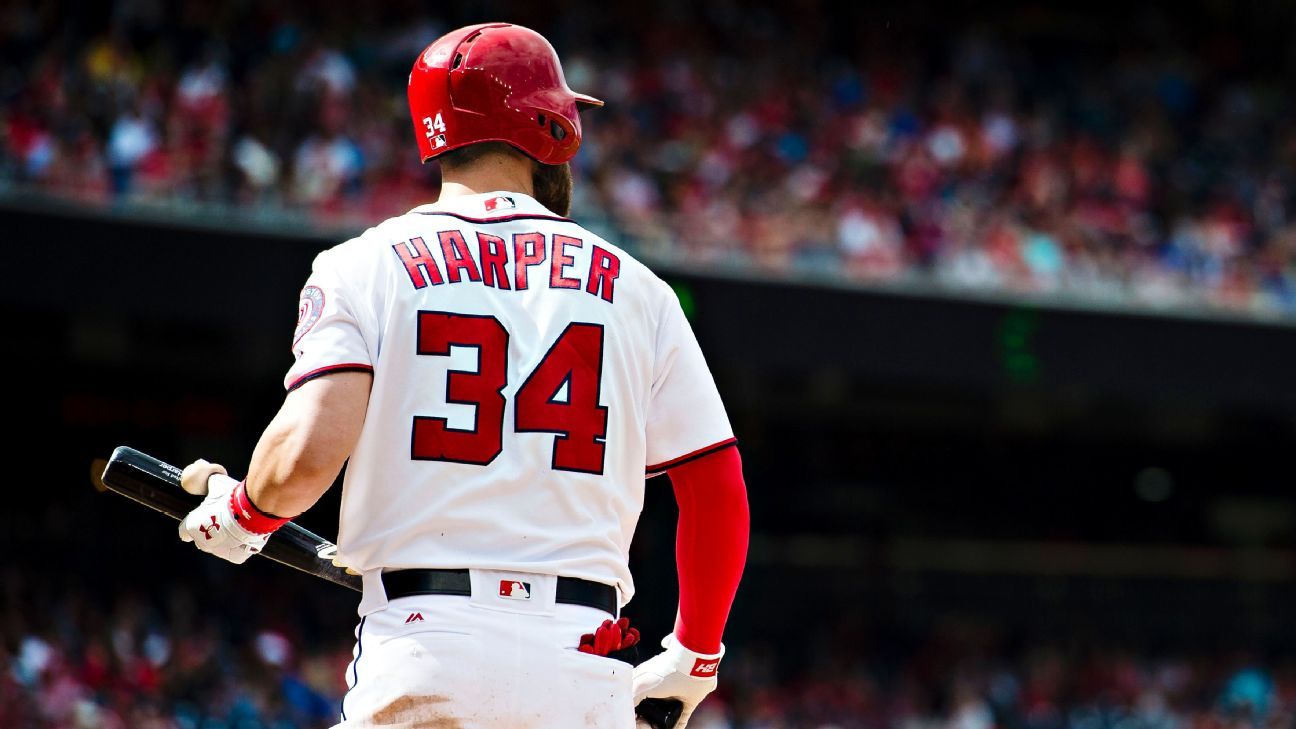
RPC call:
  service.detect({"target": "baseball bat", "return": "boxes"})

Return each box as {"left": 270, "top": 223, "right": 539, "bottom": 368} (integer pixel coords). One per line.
{"left": 98, "top": 446, "right": 361, "bottom": 591}
{"left": 636, "top": 698, "right": 682, "bottom": 729}
{"left": 98, "top": 446, "right": 682, "bottom": 728}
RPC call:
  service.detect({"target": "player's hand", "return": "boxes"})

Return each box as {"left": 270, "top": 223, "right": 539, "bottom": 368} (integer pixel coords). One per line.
{"left": 632, "top": 634, "right": 723, "bottom": 729}
{"left": 178, "top": 460, "right": 270, "bottom": 564}
{"left": 180, "top": 458, "right": 225, "bottom": 496}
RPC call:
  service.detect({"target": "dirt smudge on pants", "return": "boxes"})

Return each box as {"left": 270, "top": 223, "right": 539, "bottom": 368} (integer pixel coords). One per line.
{"left": 364, "top": 694, "right": 464, "bottom": 729}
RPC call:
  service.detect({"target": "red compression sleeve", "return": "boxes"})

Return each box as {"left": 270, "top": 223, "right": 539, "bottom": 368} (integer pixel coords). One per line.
{"left": 668, "top": 444, "right": 749, "bottom": 654}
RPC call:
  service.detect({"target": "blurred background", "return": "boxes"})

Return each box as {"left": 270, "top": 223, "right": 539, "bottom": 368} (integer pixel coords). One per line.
{"left": 5, "top": 0, "right": 1296, "bottom": 727}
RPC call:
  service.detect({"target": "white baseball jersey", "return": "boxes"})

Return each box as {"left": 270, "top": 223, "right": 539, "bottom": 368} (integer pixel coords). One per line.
{"left": 286, "top": 192, "right": 733, "bottom": 607}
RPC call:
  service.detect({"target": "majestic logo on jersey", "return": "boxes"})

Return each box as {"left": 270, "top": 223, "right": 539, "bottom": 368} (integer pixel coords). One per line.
{"left": 484, "top": 196, "right": 515, "bottom": 212}
{"left": 499, "top": 580, "right": 531, "bottom": 600}
{"left": 293, "top": 286, "right": 325, "bottom": 346}
{"left": 404, "top": 612, "right": 424, "bottom": 624}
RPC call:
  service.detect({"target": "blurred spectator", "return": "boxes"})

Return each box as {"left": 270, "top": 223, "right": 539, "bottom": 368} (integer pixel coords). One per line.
{"left": 4, "top": 1, "right": 1296, "bottom": 320}
{"left": 5, "top": 567, "right": 1296, "bottom": 729}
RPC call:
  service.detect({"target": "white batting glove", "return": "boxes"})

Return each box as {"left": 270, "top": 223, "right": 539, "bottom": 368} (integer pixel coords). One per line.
{"left": 632, "top": 634, "right": 724, "bottom": 729}
{"left": 178, "top": 461, "right": 271, "bottom": 564}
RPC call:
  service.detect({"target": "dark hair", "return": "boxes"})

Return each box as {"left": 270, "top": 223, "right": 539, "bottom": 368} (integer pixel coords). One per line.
{"left": 435, "top": 141, "right": 574, "bottom": 215}
{"left": 436, "top": 141, "right": 527, "bottom": 170}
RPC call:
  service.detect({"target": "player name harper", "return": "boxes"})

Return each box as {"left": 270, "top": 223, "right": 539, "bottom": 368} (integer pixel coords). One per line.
{"left": 393, "top": 230, "right": 620, "bottom": 303}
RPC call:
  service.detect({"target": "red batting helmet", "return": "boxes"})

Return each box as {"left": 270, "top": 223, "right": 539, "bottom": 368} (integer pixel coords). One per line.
{"left": 408, "top": 23, "right": 603, "bottom": 166}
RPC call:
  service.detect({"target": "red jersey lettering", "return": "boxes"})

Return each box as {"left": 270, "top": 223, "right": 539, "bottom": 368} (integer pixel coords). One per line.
{"left": 394, "top": 237, "right": 445, "bottom": 289}
{"left": 586, "top": 245, "right": 620, "bottom": 303}
{"left": 513, "top": 233, "right": 546, "bottom": 290}
{"left": 550, "top": 235, "right": 582, "bottom": 289}
{"left": 477, "top": 233, "right": 511, "bottom": 290}
{"left": 439, "top": 230, "right": 483, "bottom": 284}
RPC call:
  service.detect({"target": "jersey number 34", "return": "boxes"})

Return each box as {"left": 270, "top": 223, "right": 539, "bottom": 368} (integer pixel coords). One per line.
{"left": 411, "top": 311, "right": 608, "bottom": 474}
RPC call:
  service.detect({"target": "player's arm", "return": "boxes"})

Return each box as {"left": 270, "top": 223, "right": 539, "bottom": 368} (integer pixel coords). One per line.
{"left": 176, "top": 371, "right": 371, "bottom": 563}
{"left": 634, "top": 286, "right": 747, "bottom": 728}
{"left": 670, "top": 444, "right": 748, "bottom": 654}
{"left": 244, "top": 370, "right": 371, "bottom": 516}
{"left": 178, "top": 243, "right": 377, "bottom": 564}
{"left": 633, "top": 445, "right": 747, "bottom": 727}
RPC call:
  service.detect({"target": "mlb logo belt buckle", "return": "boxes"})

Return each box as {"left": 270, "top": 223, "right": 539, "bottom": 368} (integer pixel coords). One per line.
{"left": 499, "top": 579, "right": 532, "bottom": 600}
{"left": 381, "top": 569, "right": 616, "bottom": 615}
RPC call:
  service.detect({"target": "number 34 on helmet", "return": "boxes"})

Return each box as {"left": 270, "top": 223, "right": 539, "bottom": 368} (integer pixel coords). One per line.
{"left": 407, "top": 23, "right": 604, "bottom": 167}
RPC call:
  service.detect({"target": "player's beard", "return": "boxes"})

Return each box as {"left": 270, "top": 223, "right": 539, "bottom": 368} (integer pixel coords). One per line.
{"left": 533, "top": 161, "right": 573, "bottom": 216}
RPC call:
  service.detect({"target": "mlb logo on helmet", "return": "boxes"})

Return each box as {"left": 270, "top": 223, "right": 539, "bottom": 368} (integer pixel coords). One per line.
{"left": 484, "top": 196, "right": 515, "bottom": 212}
{"left": 499, "top": 579, "right": 531, "bottom": 600}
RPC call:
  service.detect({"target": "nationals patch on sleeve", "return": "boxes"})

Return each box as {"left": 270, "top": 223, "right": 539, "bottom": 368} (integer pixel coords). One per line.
{"left": 294, "top": 285, "right": 325, "bottom": 346}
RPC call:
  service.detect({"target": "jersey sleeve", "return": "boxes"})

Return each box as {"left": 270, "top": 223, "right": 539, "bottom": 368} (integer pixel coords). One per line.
{"left": 284, "top": 245, "right": 377, "bottom": 391}
{"left": 644, "top": 288, "right": 735, "bottom": 475}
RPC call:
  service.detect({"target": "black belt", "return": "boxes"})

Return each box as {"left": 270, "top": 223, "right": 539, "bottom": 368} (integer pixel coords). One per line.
{"left": 382, "top": 569, "right": 617, "bottom": 616}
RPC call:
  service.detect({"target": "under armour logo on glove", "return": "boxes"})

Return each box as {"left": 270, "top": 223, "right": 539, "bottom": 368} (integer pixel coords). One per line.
{"left": 198, "top": 515, "right": 221, "bottom": 540}
{"left": 578, "top": 617, "right": 640, "bottom": 656}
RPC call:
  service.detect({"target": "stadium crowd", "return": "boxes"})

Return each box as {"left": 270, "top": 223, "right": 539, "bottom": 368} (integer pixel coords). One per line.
{"left": 3, "top": 2, "right": 1296, "bottom": 315}
{"left": 3, "top": 575, "right": 1293, "bottom": 729}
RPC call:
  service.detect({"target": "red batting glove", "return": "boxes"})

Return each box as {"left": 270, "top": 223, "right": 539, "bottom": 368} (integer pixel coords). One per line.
{"left": 578, "top": 617, "right": 641, "bottom": 655}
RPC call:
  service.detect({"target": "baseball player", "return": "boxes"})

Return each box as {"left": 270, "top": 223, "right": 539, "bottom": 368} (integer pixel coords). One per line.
{"left": 177, "top": 23, "right": 749, "bottom": 729}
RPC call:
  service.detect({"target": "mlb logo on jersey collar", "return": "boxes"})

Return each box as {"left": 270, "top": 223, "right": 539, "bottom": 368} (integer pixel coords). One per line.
{"left": 499, "top": 580, "right": 531, "bottom": 600}
{"left": 484, "top": 195, "right": 515, "bottom": 212}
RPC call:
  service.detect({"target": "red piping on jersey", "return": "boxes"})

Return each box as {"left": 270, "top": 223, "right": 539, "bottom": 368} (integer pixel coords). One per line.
{"left": 670, "top": 444, "right": 748, "bottom": 654}
{"left": 415, "top": 211, "right": 575, "bottom": 225}
{"left": 646, "top": 438, "right": 738, "bottom": 475}
{"left": 286, "top": 363, "right": 374, "bottom": 392}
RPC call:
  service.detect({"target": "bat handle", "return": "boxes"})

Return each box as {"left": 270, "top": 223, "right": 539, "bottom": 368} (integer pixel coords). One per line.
{"left": 635, "top": 698, "right": 683, "bottom": 729}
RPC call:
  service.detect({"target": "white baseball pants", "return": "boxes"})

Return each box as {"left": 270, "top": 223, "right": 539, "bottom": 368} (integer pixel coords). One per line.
{"left": 332, "top": 569, "right": 635, "bottom": 728}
